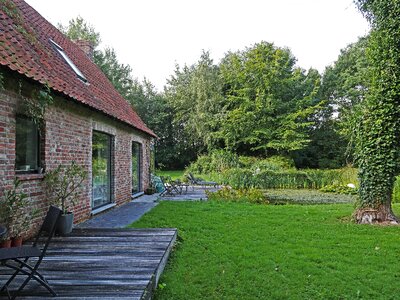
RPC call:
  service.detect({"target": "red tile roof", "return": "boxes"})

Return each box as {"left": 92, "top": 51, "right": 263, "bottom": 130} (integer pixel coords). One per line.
{"left": 0, "top": 0, "right": 156, "bottom": 137}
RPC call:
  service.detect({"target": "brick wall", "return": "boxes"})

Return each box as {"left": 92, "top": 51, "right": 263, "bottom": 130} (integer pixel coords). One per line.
{"left": 0, "top": 72, "right": 152, "bottom": 238}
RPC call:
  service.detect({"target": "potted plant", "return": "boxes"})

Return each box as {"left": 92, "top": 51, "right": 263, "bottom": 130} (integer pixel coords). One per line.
{"left": 43, "top": 161, "right": 87, "bottom": 235}
{"left": 0, "top": 179, "right": 37, "bottom": 247}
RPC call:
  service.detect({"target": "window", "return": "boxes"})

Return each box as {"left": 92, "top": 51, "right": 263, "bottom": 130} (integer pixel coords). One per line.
{"left": 92, "top": 131, "right": 112, "bottom": 209}
{"left": 132, "top": 142, "right": 142, "bottom": 194}
{"left": 15, "top": 116, "right": 40, "bottom": 173}
{"left": 49, "top": 39, "right": 88, "bottom": 83}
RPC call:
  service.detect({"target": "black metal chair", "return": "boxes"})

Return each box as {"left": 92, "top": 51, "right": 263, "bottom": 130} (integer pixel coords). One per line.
{"left": 0, "top": 205, "right": 62, "bottom": 300}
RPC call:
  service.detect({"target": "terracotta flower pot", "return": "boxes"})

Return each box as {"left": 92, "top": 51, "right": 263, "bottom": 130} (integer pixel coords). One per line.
{"left": 11, "top": 237, "right": 23, "bottom": 247}
{"left": 0, "top": 239, "right": 12, "bottom": 248}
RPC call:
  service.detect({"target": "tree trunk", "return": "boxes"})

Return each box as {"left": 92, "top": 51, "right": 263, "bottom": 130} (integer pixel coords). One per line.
{"left": 354, "top": 203, "right": 399, "bottom": 224}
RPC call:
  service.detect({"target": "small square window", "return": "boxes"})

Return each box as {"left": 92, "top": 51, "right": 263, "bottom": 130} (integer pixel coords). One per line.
{"left": 15, "top": 116, "right": 40, "bottom": 173}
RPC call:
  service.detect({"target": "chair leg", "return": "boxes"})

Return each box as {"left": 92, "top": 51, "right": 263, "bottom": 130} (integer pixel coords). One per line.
{"left": 2, "top": 261, "right": 57, "bottom": 299}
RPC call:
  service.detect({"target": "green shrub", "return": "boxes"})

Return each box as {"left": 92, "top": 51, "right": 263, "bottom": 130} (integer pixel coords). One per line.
{"left": 187, "top": 152, "right": 358, "bottom": 190}
{"left": 207, "top": 187, "right": 268, "bottom": 204}
{"left": 237, "top": 156, "right": 259, "bottom": 169}
{"left": 208, "top": 167, "right": 358, "bottom": 190}
{"left": 253, "top": 155, "right": 295, "bottom": 171}
{"left": 393, "top": 176, "right": 400, "bottom": 203}
{"left": 189, "top": 152, "right": 296, "bottom": 175}
{"left": 188, "top": 150, "right": 241, "bottom": 174}
{"left": 319, "top": 184, "right": 358, "bottom": 195}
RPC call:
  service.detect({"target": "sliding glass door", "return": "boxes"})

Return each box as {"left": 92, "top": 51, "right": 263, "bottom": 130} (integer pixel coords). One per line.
{"left": 132, "top": 142, "right": 141, "bottom": 194}
{"left": 92, "top": 131, "right": 112, "bottom": 209}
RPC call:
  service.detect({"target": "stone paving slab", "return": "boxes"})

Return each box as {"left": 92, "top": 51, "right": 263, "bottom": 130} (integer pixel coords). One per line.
{"left": 78, "top": 186, "right": 219, "bottom": 229}
{"left": 78, "top": 200, "right": 158, "bottom": 228}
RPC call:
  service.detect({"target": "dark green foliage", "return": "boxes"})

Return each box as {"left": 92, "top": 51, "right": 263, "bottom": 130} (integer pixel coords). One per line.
{"left": 187, "top": 150, "right": 295, "bottom": 174}
{"left": 218, "top": 42, "right": 322, "bottom": 155}
{"left": 187, "top": 150, "right": 241, "bottom": 174}
{"left": 295, "top": 36, "right": 370, "bottom": 169}
{"left": 209, "top": 167, "right": 356, "bottom": 190}
{"left": 354, "top": 0, "right": 400, "bottom": 214}
{"left": 187, "top": 150, "right": 357, "bottom": 190}
{"left": 392, "top": 176, "right": 400, "bottom": 203}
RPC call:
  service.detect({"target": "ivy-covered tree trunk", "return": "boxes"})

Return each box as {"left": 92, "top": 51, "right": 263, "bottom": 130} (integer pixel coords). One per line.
{"left": 355, "top": 0, "right": 400, "bottom": 224}
{"left": 355, "top": 101, "right": 400, "bottom": 223}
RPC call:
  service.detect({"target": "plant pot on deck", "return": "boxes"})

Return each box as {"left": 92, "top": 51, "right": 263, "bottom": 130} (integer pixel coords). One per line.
{"left": 11, "top": 236, "right": 23, "bottom": 247}
{"left": 56, "top": 212, "right": 74, "bottom": 235}
{"left": 0, "top": 239, "right": 11, "bottom": 248}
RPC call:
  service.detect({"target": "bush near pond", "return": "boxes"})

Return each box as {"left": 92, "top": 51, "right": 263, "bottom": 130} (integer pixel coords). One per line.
{"left": 206, "top": 187, "right": 268, "bottom": 205}
{"left": 206, "top": 167, "right": 358, "bottom": 190}
{"left": 186, "top": 150, "right": 358, "bottom": 190}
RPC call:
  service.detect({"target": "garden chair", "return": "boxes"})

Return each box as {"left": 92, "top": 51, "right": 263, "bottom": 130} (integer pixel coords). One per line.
{"left": 160, "top": 176, "right": 183, "bottom": 196}
{"left": 187, "top": 173, "right": 218, "bottom": 189}
{"left": 160, "top": 176, "right": 175, "bottom": 196}
{"left": 0, "top": 205, "right": 62, "bottom": 300}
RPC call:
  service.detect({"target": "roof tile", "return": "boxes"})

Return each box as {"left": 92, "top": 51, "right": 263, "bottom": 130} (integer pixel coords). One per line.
{"left": 0, "top": 0, "right": 155, "bottom": 137}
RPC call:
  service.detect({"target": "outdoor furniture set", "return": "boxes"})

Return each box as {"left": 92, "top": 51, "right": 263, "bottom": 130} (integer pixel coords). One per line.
{"left": 155, "top": 173, "right": 218, "bottom": 196}
{"left": 160, "top": 176, "right": 189, "bottom": 196}
{"left": 0, "top": 206, "right": 61, "bottom": 300}
{"left": 186, "top": 173, "right": 218, "bottom": 189}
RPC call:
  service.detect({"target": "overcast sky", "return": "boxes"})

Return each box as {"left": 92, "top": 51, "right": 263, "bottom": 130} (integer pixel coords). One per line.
{"left": 25, "top": 0, "right": 370, "bottom": 90}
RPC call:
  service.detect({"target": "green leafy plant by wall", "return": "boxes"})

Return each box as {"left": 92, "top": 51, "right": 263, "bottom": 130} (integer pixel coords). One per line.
{"left": 354, "top": 0, "right": 400, "bottom": 224}
{"left": 43, "top": 162, "right": 87, "bottom": 214}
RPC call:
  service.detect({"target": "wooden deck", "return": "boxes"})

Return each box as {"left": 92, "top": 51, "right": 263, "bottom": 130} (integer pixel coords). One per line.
{"left": 0, "top": 228, "right": 177, "bottom": 300}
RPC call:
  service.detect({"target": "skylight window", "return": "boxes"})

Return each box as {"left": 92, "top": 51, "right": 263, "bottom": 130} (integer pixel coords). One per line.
{"left": 49, "top": 39, "right": 88, "bottom": 83}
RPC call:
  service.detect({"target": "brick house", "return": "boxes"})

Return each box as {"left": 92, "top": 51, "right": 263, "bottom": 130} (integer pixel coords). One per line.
{"left": 0, "top": 0, "right": 156, "bottom": 231}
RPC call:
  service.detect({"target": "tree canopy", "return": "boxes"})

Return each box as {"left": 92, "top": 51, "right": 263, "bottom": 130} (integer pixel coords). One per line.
{"left": 58, "top": 16, "right": 380, "bottom": 174}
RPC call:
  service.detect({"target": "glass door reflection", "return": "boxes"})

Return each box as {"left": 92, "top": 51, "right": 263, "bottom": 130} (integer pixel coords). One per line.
{"left": 92, "top": 131, "right": 111, "bottom": 209}
{"left": 132, "top": 142, "right": 141, "bottom": 194}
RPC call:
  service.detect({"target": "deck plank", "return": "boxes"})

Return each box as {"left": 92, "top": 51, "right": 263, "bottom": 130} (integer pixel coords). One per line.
{"left": 0, "top": 228, "right": 177, "bottom": 300}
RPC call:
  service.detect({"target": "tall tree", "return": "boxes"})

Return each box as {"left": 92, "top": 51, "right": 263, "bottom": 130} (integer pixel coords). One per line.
{"left": 129, "top": 79, "right": 175, "bottom": 169}
{"left": 296, "top": 36, "right": 370, "bottom": 169}
{"left": 57, "top": 16, "right": 100, "bottom": 48}
{"left": 354, "top": 0, "right": 400, "bottom": 223}
{"left": 94, "top": 48, "right": 134, "bottom": 99}
{"left": 218, "top": 42, "right": 322, "bottom": 156}
{"left": 165, "top": 52, "right": 224, "bottom": 153}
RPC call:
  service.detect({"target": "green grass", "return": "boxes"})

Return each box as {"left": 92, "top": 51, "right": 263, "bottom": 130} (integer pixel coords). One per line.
{"left": 156, "top": 170, "right": 215, "bottom": 182}
{"left": 130, "top": 201, "right": 400, "bottom": 300}
{"left": 155, "top": 170, "right": 185, "bottom": 180}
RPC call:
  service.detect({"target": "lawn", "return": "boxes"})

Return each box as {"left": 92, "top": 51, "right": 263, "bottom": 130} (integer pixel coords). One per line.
{"left": 130, "top": 201, "right": 400, "bottom": 300}
{"left": 155, "top": 170, "right": 185, "bottom": 180}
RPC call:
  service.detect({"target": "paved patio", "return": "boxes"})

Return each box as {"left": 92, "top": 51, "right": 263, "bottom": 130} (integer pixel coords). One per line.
{"left": 79, "top": 186, "right": 219, "bottom": 228}
{"left": 158, "top": 186, "right": 219, "bottom": 201}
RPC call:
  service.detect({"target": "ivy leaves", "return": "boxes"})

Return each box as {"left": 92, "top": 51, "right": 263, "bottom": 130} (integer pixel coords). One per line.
{"left": 355, "top": 0, "right": 400, "bottom": 209}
